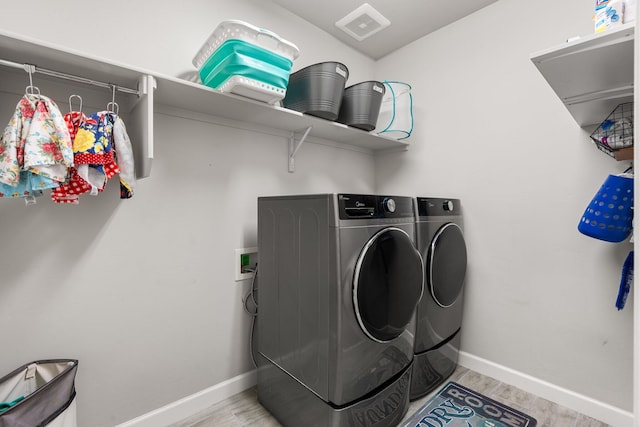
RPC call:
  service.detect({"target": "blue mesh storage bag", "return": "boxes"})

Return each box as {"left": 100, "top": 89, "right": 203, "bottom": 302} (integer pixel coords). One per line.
{"left": 578, "top": 173, "right": 634, "bottom": 242}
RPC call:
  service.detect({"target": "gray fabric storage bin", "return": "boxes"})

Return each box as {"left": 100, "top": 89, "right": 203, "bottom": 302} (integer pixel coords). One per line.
{"left": 0, "top": 359, "right": 77, "bottom": 427}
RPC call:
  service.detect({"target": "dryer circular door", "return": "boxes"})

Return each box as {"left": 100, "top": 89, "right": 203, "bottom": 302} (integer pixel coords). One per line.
{"left": 353, "top": 227, "right": 424, "bottom": 343}
{"left": 428, "top": 223, "right": 467, "bottom": 308}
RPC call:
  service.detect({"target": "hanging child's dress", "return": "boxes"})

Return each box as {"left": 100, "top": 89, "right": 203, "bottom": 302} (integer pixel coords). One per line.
{"left": 51, "top": 110, "right": 135, "bottom": 204}
{"left": 50, "top": 110, "right": 89, "bottom": 204}
{"left": 111, "top": 113, "right": 136, "bottom": 199}
{"left": 0, "top": 94, "right": 72, "bottom": 198}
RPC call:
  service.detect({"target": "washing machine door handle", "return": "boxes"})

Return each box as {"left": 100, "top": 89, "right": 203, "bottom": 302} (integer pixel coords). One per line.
{"left": 353, "top": 227, "right": 424, "bottom": 343}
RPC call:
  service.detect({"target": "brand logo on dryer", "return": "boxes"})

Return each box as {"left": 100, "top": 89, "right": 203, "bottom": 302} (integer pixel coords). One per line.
{"left": 356, "top": 201, "right": 365, "bottom": 207}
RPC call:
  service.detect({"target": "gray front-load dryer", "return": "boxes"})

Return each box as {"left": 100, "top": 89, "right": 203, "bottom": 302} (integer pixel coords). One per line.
{"left": 257, "top": 193, "right": 424, "bottom": 427}
{"left": 410, "top": 197, "right": 467, "bottom": 400}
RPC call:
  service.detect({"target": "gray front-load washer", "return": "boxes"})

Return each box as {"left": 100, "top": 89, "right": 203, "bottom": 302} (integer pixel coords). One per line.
{"left": 410, "top": 197, "right": 467, "bottom": 400}
{"left": 257, "top": 193, "right": 424, "bottom": 427}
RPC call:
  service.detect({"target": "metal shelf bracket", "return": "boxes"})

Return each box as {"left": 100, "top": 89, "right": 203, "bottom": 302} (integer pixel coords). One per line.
{"left": 288, "top": 126, "right": 312, "bottom": 173}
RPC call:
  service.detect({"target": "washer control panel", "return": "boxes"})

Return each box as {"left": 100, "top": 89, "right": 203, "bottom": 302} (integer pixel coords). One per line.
{"left": 416, "top": 197, "right": 462, "bottom": 217}
{"left": 338, "top": 194, "right": 413, "bottom": 219}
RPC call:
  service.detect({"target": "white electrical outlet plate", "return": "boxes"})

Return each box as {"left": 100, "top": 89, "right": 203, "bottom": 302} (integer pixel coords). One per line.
{"left": 235, "top": 247, "right": 258, "bottom": 282}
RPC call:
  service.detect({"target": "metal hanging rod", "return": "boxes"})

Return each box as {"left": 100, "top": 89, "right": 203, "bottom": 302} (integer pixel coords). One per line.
{"left": 0, "top": 58, "right": 140, "bottom": 96}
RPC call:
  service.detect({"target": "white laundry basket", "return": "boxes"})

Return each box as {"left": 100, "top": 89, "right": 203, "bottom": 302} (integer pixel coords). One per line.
{"left": 374, "top": 81, "right": 414, "bottom": 140}
{"left": 0, "top": 360, "right": 78, "bottom": 427}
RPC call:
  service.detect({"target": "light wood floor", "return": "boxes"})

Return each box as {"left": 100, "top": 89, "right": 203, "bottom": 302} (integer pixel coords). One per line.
{"left": 169, "top": 366, "right": 612, "bottom": 427}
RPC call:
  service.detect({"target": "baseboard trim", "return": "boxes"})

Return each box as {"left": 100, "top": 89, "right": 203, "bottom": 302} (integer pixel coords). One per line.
{"left": 116, "top": 370, "right": 257, "bottom": 427}
{"left": 458, "top": 351, "right": 634, "bottom": 427}
{"left": 117, "top": 354, "right": 634, "bottom": 427}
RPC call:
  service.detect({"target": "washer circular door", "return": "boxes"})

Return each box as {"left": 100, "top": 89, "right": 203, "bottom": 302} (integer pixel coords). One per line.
{"left": 353, "top": 227, "right": 424, "bottom": 342}
{"left": 428, "top": 223, "right": 467, "bottom": 308}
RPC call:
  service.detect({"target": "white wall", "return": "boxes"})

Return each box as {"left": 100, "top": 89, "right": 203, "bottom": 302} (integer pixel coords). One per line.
{"left": 375, "top": 0, "right": 634, "bottom": 413}
{"left": 1, "top": 0, "right": 635, "bottom": 425}
{"left": 0, "top": 1, "right": 378, "bottom": 426}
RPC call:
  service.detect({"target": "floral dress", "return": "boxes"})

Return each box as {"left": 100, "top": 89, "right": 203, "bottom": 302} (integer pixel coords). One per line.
{"left": 0, "top": 95, "right": 72, "bottom": 198}
{"left": 52, "top": 110, "right": 135, "bottom": 203}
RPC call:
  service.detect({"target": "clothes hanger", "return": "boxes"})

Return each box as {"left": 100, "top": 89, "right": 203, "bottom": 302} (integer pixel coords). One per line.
{"left": 106, "top": 84, "right": 119, "bottom": 115}
{"left": 68, "top": 94, "right": 82, "bottom": 114}
{"left": 68, "top": 94, "right": 85, "bottom": 130}
{"left": 24, "top": 64, "right": 40, "bottom": 98}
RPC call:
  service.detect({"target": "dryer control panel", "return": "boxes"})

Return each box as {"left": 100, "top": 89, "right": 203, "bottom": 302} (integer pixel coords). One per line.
{"left": 338, "top": 194, "right": 413, "bottom": 219}
{"left": 416, "top": 197, "right": 462, "bottom": 217}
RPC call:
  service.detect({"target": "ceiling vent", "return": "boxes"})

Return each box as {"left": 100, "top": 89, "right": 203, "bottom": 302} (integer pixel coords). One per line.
{"left": 335, "top": 3, "right": 391, "bottom": 41}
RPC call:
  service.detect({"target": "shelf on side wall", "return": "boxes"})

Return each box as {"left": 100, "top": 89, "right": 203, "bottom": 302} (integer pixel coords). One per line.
{"left": 530, "top": 23, "right": 635, "bottom": 129}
